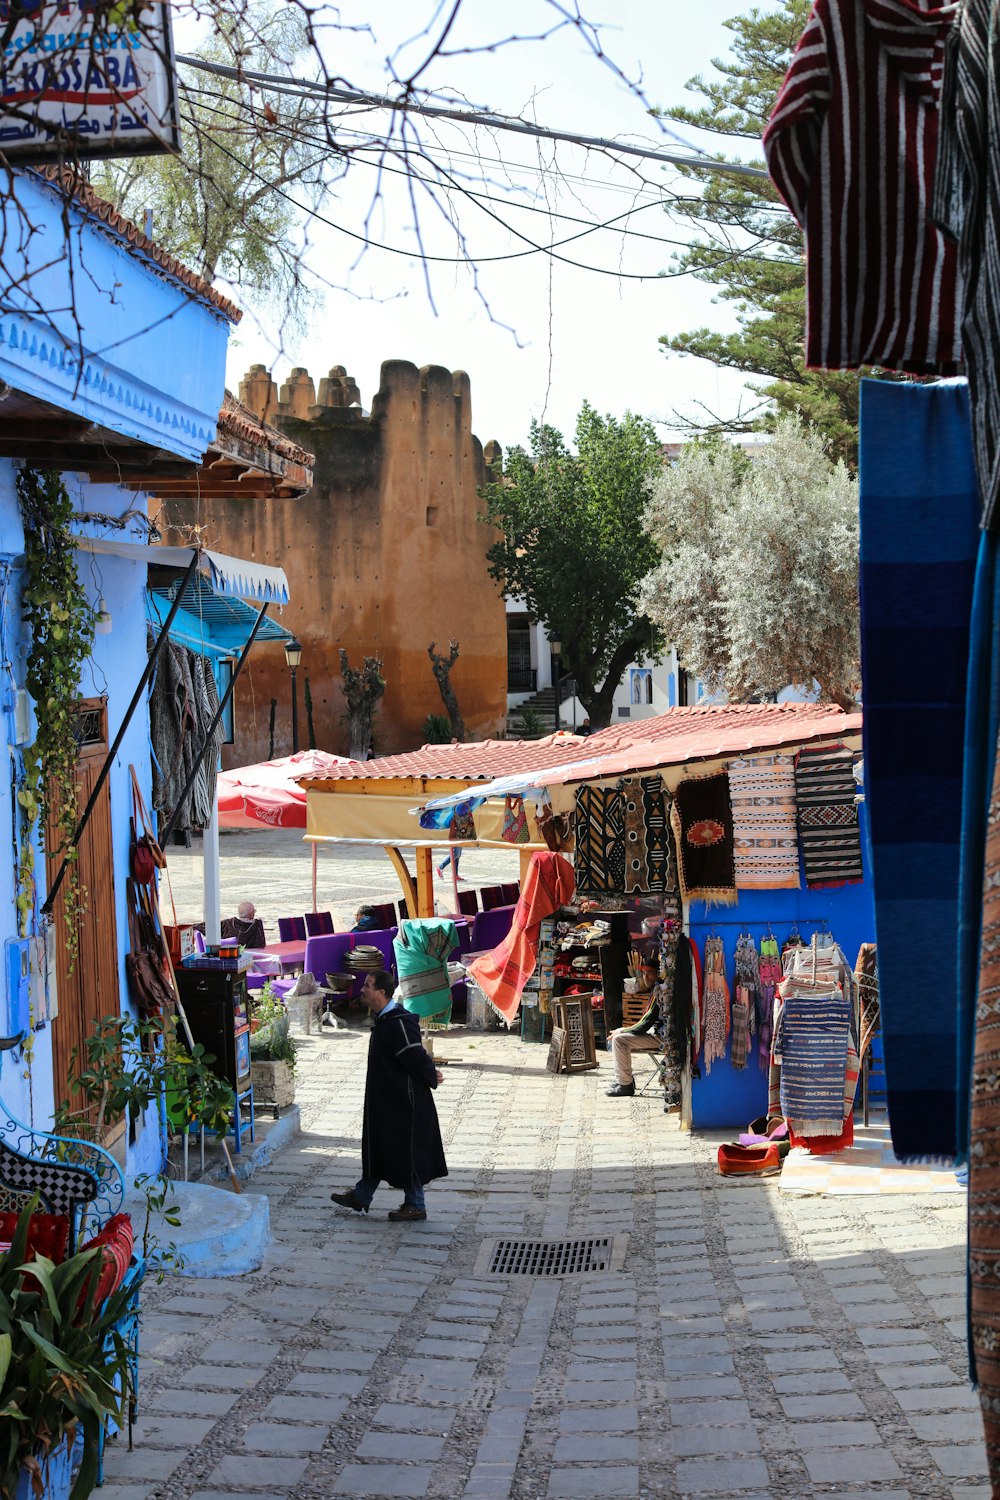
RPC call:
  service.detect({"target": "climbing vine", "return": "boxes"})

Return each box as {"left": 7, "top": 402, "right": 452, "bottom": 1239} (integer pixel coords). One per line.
{"left": 16, "top": 468, "right": 96, "bottom": 960}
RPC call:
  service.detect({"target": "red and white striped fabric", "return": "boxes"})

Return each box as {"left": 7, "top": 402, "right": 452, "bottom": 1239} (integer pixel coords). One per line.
{"left": 763, "top": 0, "right": 963, "bottom": 374}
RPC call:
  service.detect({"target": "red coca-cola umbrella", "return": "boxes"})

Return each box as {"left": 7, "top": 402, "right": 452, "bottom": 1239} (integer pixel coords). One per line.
{"left": 217, "top": 751, "right": 353, "bottom": 904}
{"left": 217, "top": 750, "right": 351, "bottom": 828}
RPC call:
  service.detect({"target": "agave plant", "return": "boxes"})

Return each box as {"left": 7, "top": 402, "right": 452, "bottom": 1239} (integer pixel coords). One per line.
{"left": 0, "top": 1203, "right": 134, "bottom": 1500}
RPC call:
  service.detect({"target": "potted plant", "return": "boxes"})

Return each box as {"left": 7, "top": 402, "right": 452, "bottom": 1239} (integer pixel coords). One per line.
{"left": 249, "top": 985, "right": 297, "bottom": 1113}
{"left": 0, "top": 1205, "right": 135, "bottom": 1500}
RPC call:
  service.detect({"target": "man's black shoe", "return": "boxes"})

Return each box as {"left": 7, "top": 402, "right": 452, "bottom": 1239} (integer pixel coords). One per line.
{"left": 331, "top": 1190, "right": 369, "bottom": 1213}
{"left": 606, "top": 1081, "right": 635, "bottom": 1097}
{"left": 388, "top": 1203, "right": 427, "bottom": 1221}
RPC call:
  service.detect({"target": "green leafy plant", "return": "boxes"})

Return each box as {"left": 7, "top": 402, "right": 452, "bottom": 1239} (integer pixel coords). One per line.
{"left": 249, "top": 985, "right": 297, "bottom": 1074}
{"left": 132, "top": 1172, "right": 185, "bottom": 1283}
{"left": 56, "top": 1014, "right": 236, "bottom": 1140}
{"left": 513, "top": 706, "right": 546, "bottom": 739}
{"left": 16, "top": 468, "right": 97, "bottom": 962}
{"left": 0, "top": 1201, "right": 135, "bottom": 1500}
{"left": 423, "top": 713, "right": 452, "bottom": 745}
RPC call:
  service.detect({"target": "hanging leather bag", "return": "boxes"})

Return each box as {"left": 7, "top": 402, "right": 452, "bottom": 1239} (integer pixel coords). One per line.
{"left": 130, "top": 766, "right": 165, "bottom": 885}
{"left": 124, "top": 879, "right": 174, "bottom": 1019}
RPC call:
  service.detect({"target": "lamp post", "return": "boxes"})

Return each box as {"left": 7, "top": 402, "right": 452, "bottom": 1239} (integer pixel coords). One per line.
{"left": 284, "top": 637, "right": 303, "bottom": 753}
{"left": 550, "top": 635, "right": 562, "bottom": 735}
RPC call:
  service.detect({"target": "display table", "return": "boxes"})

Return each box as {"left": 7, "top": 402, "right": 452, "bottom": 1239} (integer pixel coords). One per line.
{"left": 250, "top": 939, "right": 307, "bottom": 974}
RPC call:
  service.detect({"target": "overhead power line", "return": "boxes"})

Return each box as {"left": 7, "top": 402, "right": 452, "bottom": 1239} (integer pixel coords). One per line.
{"left": 175, "top": 54, "right": 773, "bottom": 185}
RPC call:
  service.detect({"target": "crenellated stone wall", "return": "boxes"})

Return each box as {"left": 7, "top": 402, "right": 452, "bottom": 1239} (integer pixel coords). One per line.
{"left": 157, "top": 359, "right": 508, "bottom": 761}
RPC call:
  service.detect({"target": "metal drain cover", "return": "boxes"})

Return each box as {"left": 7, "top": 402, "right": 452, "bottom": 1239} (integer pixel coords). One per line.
{"left": 474, "top": 1233, "right": 628, "bottom": 1277}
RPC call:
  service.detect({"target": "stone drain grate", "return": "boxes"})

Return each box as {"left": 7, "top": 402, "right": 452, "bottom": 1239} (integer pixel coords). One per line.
{"left": 474, "top": 1233, "right": 628, "bottom": 1277}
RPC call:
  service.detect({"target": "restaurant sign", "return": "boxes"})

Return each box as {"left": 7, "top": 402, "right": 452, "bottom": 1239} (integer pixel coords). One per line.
{"left": 0, "top": 1, "right": 180, "bottom": 161}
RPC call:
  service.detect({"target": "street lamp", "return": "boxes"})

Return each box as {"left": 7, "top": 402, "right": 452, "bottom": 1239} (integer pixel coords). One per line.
{"left": 284, "top": 637, "right": 303, "bottom": 753}
{"left": 550, "top": 635, "right": 562, "bottom": 735}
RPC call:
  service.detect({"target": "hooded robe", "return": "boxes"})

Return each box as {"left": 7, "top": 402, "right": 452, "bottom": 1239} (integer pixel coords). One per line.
{"left": 361, "top": 1004, "right": 448, "bottom": 1191}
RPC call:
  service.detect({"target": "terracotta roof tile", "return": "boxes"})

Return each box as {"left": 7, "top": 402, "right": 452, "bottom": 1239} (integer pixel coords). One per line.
{"left": 304, "top": 731, "right": 593, "bottom": 785}
{"left": 38, "top": 167, "right": 243, "bottom": 324}
{"left": 306, "top": 706, "right": 862, "bottom": 787}
{"left": 218, "top": 391, "right": 315, "bottom": 470}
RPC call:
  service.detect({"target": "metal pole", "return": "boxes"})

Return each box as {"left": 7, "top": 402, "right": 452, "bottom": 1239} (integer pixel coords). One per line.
{"left": 553, "top": 652, "right": 561, "bottom": 734}
{"left": 203, "top": 783, "right": 221, "bottom": 946}
{"left": 159, "top": 603, "right": 270, "bottom": 848}
{"left": 43, "top": 551, "right": 201, "bottom": 917}
{"left": 291, "top": 665, "right": 299, "bottom": 754}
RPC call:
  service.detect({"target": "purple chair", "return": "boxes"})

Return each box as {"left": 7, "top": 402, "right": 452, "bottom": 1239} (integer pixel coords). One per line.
{"left": 480, "top": 886, "right": 507, "bottom": 911}
{"left": 468, "top": 905, "right": 515, "bottom": 956}
{"left": 305, "top": 911, "right": 334, "bottom": 937}
{"left": 278, "top": 916, "right": 307, "bottom": 943}
{"left": 456, "top": 889, "right": 478, "bottom": 916}
{"left": 304, "top": 931, "right": 354, "bottom": 986}
{"left": 500, "top": 882, "right": 520, "bottom": 905}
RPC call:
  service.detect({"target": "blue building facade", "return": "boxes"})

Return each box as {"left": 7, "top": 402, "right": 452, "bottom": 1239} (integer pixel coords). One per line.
{"left": 0, "top": 170, "right": 238, "bottom": 1176}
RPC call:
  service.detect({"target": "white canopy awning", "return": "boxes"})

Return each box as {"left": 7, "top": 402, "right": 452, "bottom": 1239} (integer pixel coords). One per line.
{"left": 73, "top": 537, "right": 289, "bottom": 605}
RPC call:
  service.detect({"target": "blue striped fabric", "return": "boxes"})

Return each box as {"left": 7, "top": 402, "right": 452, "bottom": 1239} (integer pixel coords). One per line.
{"left": 779, "top": 991, "right": 852, "bottom": 1132}
{"left": 859, "top": 379, "right": 980, "bottom": 1161}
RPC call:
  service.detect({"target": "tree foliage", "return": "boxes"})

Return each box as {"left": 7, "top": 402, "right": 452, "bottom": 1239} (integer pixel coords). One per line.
{"left": 481, "top": 403, "right": 664, "bottom": 729}
{"left": 641, "top": 420, "right": 860, "bottom": 708}
{"left": 657, "top": 0, "right": 864, "bottom": 467}
{"left": 92, "top": 3, "right": 329, "bottom": 332}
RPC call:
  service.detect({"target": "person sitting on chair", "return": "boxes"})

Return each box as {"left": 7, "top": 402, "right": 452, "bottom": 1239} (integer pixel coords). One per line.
{"left": 222, "top": 900, "right": 265, "bottom": 949}
{"left": 352, "top": 905, "right": 381, "bottom": 933}
{"left": 606, "top": 993, "right": 663, "bottom": 1097}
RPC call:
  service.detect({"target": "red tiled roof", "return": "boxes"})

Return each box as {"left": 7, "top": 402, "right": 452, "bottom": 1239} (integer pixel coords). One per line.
{"left": 305, "top": 706, "right": 862, "bottom": 788}
{"left": 38, "top": 167, "right": 243, "bottom": 324}
{"left": 542, "top": 703, "right": 863, "bottom": 786}
{"left": 303, "top": 732, "right": 593, "bottom": 785}
{"left": 218, "top": 391, "right": 315, "bottom": 470}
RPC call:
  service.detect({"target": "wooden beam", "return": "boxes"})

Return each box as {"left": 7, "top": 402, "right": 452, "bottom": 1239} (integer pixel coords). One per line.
{"left": 415, "top": 846, "right": 435, "bottom": 918}
{"left": 384, "top": 845, "right": 418, "bottom": 920}
{"left": 519, "top": 847, "right": 533, "bottom": 887}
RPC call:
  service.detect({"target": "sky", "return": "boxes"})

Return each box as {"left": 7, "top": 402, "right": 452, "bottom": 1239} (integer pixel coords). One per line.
{"left": 211, "top": 1, "right": 764, "bottom": 454}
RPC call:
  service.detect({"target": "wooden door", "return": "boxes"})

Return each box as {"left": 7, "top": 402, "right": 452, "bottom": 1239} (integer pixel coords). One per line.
{"left": 46, "top": 700, "right": 122, "bottom": 1132}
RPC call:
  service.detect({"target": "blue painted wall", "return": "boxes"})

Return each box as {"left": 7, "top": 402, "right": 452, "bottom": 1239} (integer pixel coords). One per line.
{"left": 689, "top": 800, "right": 876, "bottom": 1130}
{"left": 0, "top": 172, "right": 231, "bottom": 462}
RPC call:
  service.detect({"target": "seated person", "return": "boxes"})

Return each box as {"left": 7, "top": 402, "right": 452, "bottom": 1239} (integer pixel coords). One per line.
{"left": 605, "top": 993, "right": 662, "bottom": 1098}
{"left": 352, "top": 904, "right": 381, "bottom": 933}
{"left": 220, "top": 899, "right": 265, "bottom": 949}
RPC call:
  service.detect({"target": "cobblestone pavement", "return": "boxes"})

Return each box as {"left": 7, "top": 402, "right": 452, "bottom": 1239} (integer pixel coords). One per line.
{"left": 165, "top": 829, "right": 517, "bottom": 933}
{"left": 104, "top": 1026, "right": 984, "bottom": 1500}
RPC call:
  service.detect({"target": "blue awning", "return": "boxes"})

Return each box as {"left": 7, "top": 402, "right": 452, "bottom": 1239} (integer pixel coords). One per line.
{"left": 146, "top": 575, "right": 296, "bottom": 659}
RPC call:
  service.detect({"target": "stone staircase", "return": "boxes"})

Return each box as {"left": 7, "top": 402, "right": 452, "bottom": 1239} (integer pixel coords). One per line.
{"left": 506, "top": 686, "right": 561, "bottom": 738}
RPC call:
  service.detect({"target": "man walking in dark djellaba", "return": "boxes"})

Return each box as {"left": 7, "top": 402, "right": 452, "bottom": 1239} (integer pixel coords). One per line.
{"left": 331, "top": 969, "right": 447, "bottom": 1221}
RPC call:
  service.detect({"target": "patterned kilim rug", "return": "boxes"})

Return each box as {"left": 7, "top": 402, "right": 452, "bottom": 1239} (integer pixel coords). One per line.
{"left": 793, "top": 744, "right": 863, "bottom": 888}
{"left": 574, "top": 776, "right": 672, "bottom": 896}
{"left": 971, "top": 726, "right": 1000, "bottom": 1470}
{"left": 671, "top": 772, "right": 737, "bottom": 906}
{"left": 859, "top": 378, "right": 980, "bottom": 1163}
{"left": 728, "top": 753, "right": 800, "bottom": 889}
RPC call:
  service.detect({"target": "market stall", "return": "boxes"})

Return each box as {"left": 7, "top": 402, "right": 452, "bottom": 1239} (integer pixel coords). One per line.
{"left": 422, "top": 704, "right": 874, "bottom": 1135}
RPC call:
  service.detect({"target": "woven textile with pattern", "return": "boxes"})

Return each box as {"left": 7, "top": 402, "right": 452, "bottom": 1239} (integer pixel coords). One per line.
{"left": 970, "top": 726, "right": 1000, "bottom": 1464}
{"left": 776, "top": 946, "right": 850, "bottom": 1135}
{"left": 793, "top": 744, "right": 863, "bottom": 888}
{"left": 701, "top": 937, "right": 730, "bottom": 1074}
{"left": 573, "top": 776, "right": 672, "bottom": 895}
{"left": 729, "top": 754, "right": 801, "bottom": 889}
{"left": 671, "top": 772, "right": 737, "bottom": 907}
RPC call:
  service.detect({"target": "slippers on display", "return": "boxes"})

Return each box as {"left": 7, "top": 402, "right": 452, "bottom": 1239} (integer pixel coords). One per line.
{"left": 717, "top": 1140, "right": 788, "bottom": 1176}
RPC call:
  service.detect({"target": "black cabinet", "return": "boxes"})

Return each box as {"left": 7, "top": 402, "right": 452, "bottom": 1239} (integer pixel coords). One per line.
{"left": 174, "top": 968, "right": 251, "bottom": 1092}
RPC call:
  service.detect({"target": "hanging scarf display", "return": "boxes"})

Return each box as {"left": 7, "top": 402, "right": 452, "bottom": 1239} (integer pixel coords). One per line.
{"left": 671, "top": 773, "right": 737, "bottom": 907}
{"left": 733, "top": 934, "right": 762, "bottom": 1072}
{"left": 758, "top": 937, "right": 782, "bottom": 1071}
{"left": 728, "top": 754, "right": 801, "bottom": 889}
{"left": 793, "top": 745, "right": 864, "bottom": 888}
{"left": 657, "top": 919, "right": 684, "bottom": 1108}
{"left": 730, "top": 986, "right": 750, "bottom": 1071}
{"left": 701, "top": 937, "right": 730, "bottom": 1074}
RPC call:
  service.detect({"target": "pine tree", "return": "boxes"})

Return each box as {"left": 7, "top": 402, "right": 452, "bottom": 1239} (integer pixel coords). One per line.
{"left": 658, "top": 0, "right": 865, "bottom": 468}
